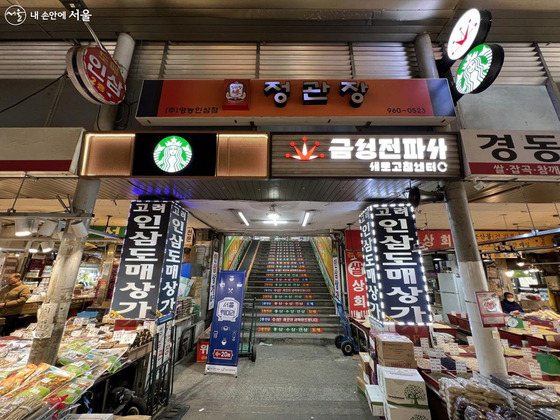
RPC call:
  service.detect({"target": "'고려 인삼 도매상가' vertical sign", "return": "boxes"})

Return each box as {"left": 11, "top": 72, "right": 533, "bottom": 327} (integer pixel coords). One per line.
{"left": 111, "top": 200, "right": 188, "bottom": 319}
{"left": 359, "top": 203, "right": 432, "bottom": 326}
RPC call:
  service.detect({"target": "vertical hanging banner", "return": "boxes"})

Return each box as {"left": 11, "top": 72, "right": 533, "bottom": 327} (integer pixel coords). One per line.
{"left": 345, "top": 250, "right": 368, "bottom": 319}
{"left": 205, "top": 271, "right": 247, "bottom": 376}
{"left": 111, "top": 200, "right": 188, "bottom": 319}
{"left": 332, "top": 256, "right": 342, "bottom": 301}
{"left": 359, "top": 208, "right": 381, "bottom": 320}
{"left": 157, "top": 202, "right": 188, "bottom": 316}
{"left": 359, "top": 204, "right": 432, "bottom": 325}
{"left": 208, "top": 251, "right": 220, "bottom": 310}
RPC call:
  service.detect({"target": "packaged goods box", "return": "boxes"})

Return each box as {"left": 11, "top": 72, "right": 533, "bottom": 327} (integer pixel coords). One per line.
{"left": 357, "top": 375, "right": 367, "bottom": 395}
{"left": 383, "top": 403, "right": 432, "bottom": 420}
{"left": 365, "top": 384, "right": 384, "bottom": 416}
{"left": 375, "top": 334, "right": 415, "bottom": 362}
{"left": 358, "top": 364, "right": 371, "bottom": 384}
{"left": 377, "top": 356, "right": 417, "bottom": 369}
{"left": 377, "top": 366, "right": 429, "bottom": 409}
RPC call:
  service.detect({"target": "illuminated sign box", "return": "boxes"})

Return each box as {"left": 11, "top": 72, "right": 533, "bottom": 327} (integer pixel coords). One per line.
{"left": 271, "top": 134, "right": 460, "bottom": 179}
{"left": 359, "top": 203, "right": 432, "bottom": 326}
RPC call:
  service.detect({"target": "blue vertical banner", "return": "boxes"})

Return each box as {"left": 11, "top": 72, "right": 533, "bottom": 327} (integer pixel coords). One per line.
{"left": 359, "top": 203, "right": 432, "bottom": 326}
{"left": 205, "top": 271, "right": 247, "bottom": 376}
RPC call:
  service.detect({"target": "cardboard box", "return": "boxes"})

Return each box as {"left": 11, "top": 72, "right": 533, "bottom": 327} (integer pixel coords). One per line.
{"left": 378, "top": 366, "right": 429, "bottom": 409}
{"left": 358, "top": 364, "right": 371, "bottom": 384}
{"left": 375, "top": 334, "right": 415, "bottom": 362}
{"left": 359, "top": 351, "right": 372, "bottom": 367}
{"left": 378, "top": 356, "right": 417, "bottom": 369}
{"left": 383, "top": 402, "right": 432, "bottom": 420}
{"left": 356, "top": 376, "right": 367, "bottom": 395}
{"left": 365, "top": 384, "right": 384, "bottom": 416}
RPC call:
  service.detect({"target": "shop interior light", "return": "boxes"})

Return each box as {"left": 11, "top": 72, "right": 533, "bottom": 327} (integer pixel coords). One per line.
{"left": 528, "top": 266, "right": 540, "bottom": 273}
{"left": 40, "top": 241, "right": 54, "bottom": 253}
{"left": 38, "top": 220, "right": 58, "bottom": 237}
{"left": 15, "top": 218, "right": 32, "bottom": 237}
{"left": 267, "top": 204, "right": 280, "bottom": 221}
{"left": 302, "top": 211, "right": 313, "bottom": 227}
{"left": 71, "top": 221, "right": 89, "bottom": 238}
{"left": 432, "top": 253, "right": 444, "bottom": 261}
{"left": 237, "top": 211, "right": 250, "bottom": 226}
{"left": 505, "top": 270, "right": 515, "bottom": 277}
{"left": 515, "top": 253, "right": 526, "bottom": 267}
{"left": 481, "top": 253, "right": 493, "bottom": 263}
{"left": 28, "top": 242, "right": 39, "bottom": 253}
{"left": 263, "top": 220, "right": 288, "bottom": 225}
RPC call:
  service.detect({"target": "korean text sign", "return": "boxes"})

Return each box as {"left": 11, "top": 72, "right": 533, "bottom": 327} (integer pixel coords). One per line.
{"left": 205, "top": 271, "right": 246, "bottom": 376}
{"left": 345, "top": 250, "right": 368, "bottom": 319}
{"left": 359, "top": 204, "right": 432, "bottom": 325}
{"left": 111, "top": 200, "right": 188, "bottom": 319}
{"left": 461, "top": 130, "right": 560, "bottom": 180}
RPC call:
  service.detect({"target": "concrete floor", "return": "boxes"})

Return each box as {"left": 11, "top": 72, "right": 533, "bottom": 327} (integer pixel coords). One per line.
{"left": 172, "top": 343, "right": 375, "bottom": 420}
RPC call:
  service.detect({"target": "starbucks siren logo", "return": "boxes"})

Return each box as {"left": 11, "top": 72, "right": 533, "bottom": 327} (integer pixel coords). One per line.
{"left": 153, "top": 136, "right": 192, "bottom": 173}
{"left": 455, "top": 44, "right": 493, "bottom": 95}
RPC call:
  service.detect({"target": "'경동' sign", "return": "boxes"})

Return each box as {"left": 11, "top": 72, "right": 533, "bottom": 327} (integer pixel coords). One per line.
{"left": 111, "top": 200, "right": 187, "bottom": 319}
{"left": 359, "top": 203, "right": 432, "bottom": 325}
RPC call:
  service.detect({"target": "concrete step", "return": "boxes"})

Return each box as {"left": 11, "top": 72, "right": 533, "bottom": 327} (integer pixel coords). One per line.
{"left": 245, "top": 293, "right": 333, "bottom": 301}
{"left": 249, "top": 307, "right": 337, "bottom": 316}
{"left": 256, "top": 324, "right": 339, "bottom": 334}
{"left": 254, "top": 333, "right": 339, "bottom": 345}
{"left": 247, "top": 315, "right": 339, "bottom": 324}
{"left": 248, "top": 301, "right": 335, "bottom": 308}
{"left": 246, "top": 286, "right": 329, "bottom": 293}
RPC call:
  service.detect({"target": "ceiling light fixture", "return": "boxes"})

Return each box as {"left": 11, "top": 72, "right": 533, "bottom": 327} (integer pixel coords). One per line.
{"left": 40, "top": 241, "right": 54, "bottom": 253}
{"left": 481, "top": 253, "right": 493, "bottom": 263}
{"left": 432, "top": 253, "right": 444, "bottom": 261}
{"left": 267, "top": 204, "right": 280, "bottom": 221}
{"left": 505, "top": 270, "right": 514, "bottom": 277}
{"left": 15, "top": 218, "right": 32, "bottom": 237}
{"left": 473, "top": 177, "right": 486, "bottom": 191}
{"left": 515, "top": 253, "right": 526, "bottom": 267}
{"left": 38, "top": 220, "right": 58, "bottom": 237}
{"left": 28, "top": 242, "right": 39, "bottom": 253}
{"left": 237, "top": 211, "right": 250, "bottom": 226}
{"left": 71, "top": 221, "right": 89, "bottom": 238}
{"left": 263, "top": 220, "right": 288, "bottom": 226}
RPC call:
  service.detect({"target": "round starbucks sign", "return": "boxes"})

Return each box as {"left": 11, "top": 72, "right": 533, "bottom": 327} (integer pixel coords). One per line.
{"left": 454, "top": 43, "right": 504, "bottom": 95}
{"left": 153, "top": 136, "right": 192, "bottom": 173}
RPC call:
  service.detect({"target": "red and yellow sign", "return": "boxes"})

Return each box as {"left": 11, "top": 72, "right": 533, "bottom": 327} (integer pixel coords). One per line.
{"left": 418, "top": 230, "right": 555, "bottom": 251}
{"left": 137, "top": 79, "right": 455, "bottom": 126}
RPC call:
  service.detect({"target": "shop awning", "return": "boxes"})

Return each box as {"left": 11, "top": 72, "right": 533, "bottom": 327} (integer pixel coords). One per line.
{"left": 0, "top": 128, "right": 84, "bottom": 177}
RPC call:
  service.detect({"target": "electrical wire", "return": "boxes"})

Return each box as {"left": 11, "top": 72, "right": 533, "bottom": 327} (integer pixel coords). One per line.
{"left": 0, "top": 72, "right": 68, "bottom": 115}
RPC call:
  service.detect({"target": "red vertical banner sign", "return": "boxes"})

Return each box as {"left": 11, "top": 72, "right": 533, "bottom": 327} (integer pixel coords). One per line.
{"left": 345, "top": 250, "right": 368, "bottom": 319}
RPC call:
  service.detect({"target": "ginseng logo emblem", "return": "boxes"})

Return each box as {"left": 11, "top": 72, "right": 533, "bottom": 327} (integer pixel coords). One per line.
{"left": 153, "top": 136, "right": 192, "bottom": 173}
{"left": 285, "top": 137, "right": 325, "bottom": 161}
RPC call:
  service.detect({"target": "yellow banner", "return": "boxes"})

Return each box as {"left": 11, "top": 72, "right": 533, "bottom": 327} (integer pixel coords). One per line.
{"left": 312, "top": 236, "right": 334, "bottom": 284}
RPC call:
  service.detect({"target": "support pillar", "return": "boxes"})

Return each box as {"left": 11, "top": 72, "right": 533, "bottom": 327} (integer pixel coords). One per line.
{"left": 414, "top": 33, "right": 439, "bottom": 79}
{"left": 444, "top": 182, "right": 507, "bottom": 377}
{"left": 97, "top": 32, "right": 135, "bottom": 131}
{"left": 414, "top": 33, "right": 507, "bottom": 377}
{"left": 29, "top": 178, "right": 101, "bottom": 365}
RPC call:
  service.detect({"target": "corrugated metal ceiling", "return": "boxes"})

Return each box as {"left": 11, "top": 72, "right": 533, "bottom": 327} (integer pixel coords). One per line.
{"left": 3, "top": 1, "right": 560, "bottom": 43}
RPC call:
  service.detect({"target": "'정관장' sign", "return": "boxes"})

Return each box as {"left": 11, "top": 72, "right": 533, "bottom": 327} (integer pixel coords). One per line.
{"left": 206, "top": 271, "right": 246, "bottom": 376}
{"left": 111, "top": 200, "right": 188, "bottom": 319}
{"left": 359, "top": 203, "right": 432, "bottom": 325}
{"left": 345, "top": 250, "right": 368, "bottom": 319}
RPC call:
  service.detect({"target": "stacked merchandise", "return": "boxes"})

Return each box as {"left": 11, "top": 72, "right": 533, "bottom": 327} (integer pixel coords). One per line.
{"left": 375, "top": 333, "right": 417, "bottom": 369}
{"left": 356, "top": 351, "right": 373, "bottom": 394}
{"left": 176, "top": 297, "right": 194, "bottom": 319}
{"left": 536, "top": 407, "right": 560, "bottom": 419}
{"left": 0, "top": 316, "right": 154, "bottom": 419}
{"left": 438, "top": 377, "right": 511, "bottom": 419}
{"left": 377, "top": 366, "right": 431, "bottom": 420}
{"left": 510, "top": 388, "right": 560, "bottom": 419}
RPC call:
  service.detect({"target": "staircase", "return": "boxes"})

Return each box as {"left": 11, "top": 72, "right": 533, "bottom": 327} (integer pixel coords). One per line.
{"left": 243, "top": 240, "right": 339, "bottom": 343}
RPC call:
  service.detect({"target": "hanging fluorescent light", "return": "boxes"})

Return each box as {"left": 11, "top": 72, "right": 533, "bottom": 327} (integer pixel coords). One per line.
{"left": 432, "top": 253, "right": 444, "bottom": 261}
{"left": 267, "top": 204, "right": 280, "bottom": 221}
{"left": 237, "top": 211, "right": 250, "bottom": 226}
{"left": 28, "top": 242, "right": 39, "bottom": 253}
{"left": 40, "top": 241, "right": 54, "bottom": 253}
{"left": 38, "top": 220, "right": 58, "bottom": 237}
{"left": 505, "top": 270, "right": 514, "bottom": 277}
{"left": 302, "top": 211, "right": 312, "bottom": 227}
{"left": 263, "top": 221, "right": 288, "bottom": 225}
{"left": 15, "top": 219, "right": 32, "bottom": 237}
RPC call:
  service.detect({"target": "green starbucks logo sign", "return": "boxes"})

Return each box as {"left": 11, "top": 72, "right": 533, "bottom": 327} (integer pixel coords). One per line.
{"left": 455, "top": 44, "right": 493, "bottom": 95}
{"left": 153, "top": 136, "right": 192, "bottom": 173}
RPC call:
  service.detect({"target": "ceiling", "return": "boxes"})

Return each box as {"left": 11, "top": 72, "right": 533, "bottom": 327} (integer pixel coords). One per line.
{"left": 1, "top": 177, "right": 560, "bottom": 237}
{"left": 2, "top": 0, "right": 560, "bottom": 43}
